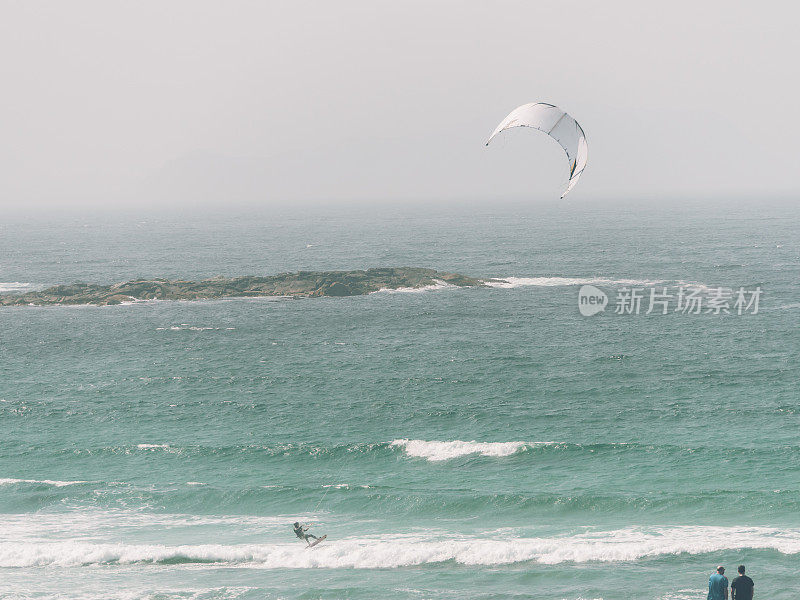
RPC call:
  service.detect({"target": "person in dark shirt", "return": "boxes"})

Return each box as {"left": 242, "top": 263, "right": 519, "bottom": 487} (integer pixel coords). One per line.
{"left": 292, "top": 521, "right": 318, "bottom": 546}
{"left": 731, "top": 565, "right": 754, "bottom": 600}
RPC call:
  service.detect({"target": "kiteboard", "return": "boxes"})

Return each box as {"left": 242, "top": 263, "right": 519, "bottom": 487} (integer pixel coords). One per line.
{"left": 307, "top": 535, "right": 327, "bottom": 548}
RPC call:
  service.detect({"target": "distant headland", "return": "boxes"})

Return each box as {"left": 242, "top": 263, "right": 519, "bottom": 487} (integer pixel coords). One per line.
{"left": 0, "top": 267, "right": 490, "bottom": 306}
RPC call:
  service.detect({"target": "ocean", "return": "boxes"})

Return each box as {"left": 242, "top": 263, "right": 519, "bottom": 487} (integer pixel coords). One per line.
{"left": 1, "top": 198, "right": 798, "bottom": 599}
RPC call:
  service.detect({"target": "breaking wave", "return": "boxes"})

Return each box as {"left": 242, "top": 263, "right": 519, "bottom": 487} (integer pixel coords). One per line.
{"left": 0, "top": 282, "right": 31, "bottom": 293}
{"left": 156, "top": 325, "right": 236, "bottom": 331}
{"left": 19, "top": 439, "right": 799, "bottom": 464}
{"left": 485, "top": 276, "right": 665, "bottom": 288}
{"left": 371, "top": 280, "right": 455, "bottom": 294}
{"left": 0, "top": 478, "right": 89, "bottom": 487}
{"left": 0, "top": 588, "right": 255, "bottom": 600}
{"left": 390, "top": 439, "right": 530, "bottom": 461}
{"left": 3, "top": 526, "right": 799, "bottom": 569}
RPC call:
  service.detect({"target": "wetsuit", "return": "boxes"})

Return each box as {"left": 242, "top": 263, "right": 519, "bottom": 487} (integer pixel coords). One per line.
{"left": 293, "top": 524, "right": 318, "bottom": 544}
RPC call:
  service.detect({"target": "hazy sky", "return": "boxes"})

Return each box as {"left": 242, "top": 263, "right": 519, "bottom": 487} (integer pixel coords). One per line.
{"left": 1, "top": 1, "right": 798, "bottom": 207}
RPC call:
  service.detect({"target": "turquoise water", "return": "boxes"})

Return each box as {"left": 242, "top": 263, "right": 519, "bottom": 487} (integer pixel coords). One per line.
{"left": 1, "top": 200, "right": 799, "bottom": 599}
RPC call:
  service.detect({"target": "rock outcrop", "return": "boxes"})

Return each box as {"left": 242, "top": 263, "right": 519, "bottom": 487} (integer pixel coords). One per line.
{"left": 0, "top": 267, "right": 488, "bottom": 306}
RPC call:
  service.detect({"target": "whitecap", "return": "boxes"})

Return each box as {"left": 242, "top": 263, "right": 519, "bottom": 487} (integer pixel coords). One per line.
{"left": 0, "top": 282, "right": 31, "bottom": 293}
{"left": 0, "top": 478, "right": 88, "bottom": 487}
{"left": 4, "top": 526, "right": 800, "bottom": 569}
{"left": 371, "top": 279, "right": 454, "bottom": 294}
{"left": 390, "top": 439, "right": 528, "bottom": 461}
{"left": 485, "top": 276, "right": 665, "bottom": 288}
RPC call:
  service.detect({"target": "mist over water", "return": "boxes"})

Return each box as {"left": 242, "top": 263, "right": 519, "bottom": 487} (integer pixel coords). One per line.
{"left": 1, "top": 200, "right": 799, "bottom": 599}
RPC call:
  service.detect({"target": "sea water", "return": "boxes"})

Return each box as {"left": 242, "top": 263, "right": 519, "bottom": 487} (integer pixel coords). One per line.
{"left": 1, "top": 199, "right": 798, "bottom": 599}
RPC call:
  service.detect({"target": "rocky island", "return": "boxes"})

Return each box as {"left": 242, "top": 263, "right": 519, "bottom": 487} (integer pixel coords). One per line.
{"left": 0, "top": 267, "right": 489, "bottom": 306}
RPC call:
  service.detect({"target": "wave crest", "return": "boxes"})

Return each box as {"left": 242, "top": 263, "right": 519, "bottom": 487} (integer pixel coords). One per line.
{"left": 371, "top": 280, "right": 454, "bottom": 294}
{"left": 485, "top": 276, "right": 664, "bottom": 288}
{"left": 0, "top": 478, "right": 89, "bottom": 487}
{"left": 4, "top": 526, "right": 800, "bottom": 569}
{"left": 0, "top": 282, "right": 31, "bottom": 293}
{"left": 390, "top": 439, "right": 529, "bottom": 461}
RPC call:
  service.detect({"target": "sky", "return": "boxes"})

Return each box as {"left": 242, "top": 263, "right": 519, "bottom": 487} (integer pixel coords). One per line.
{"left": 1, "top": 1, "right": 798, "bottom": 207}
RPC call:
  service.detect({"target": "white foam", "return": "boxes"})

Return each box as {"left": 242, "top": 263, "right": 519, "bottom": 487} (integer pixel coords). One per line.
{"left": 0, "top": 510, "right": 310, "bottom": 541}
{"left": 319, "top": 483, "right": 373, "bottom": 490}
{"left": 0, "top": 282, "right": 31, "bottom": 292}
{"left": 0, "top": 478, "right": 88, "bottom": 487}
{"left": 673, "top": 280, "right": 723, "bottom": 293}
{"left": 391, "top": 439, "right": 528, "bottom": 461}
{"left": 371, "top": 279, "right": 454, "bottom": 294}
{"left": 156, "top": 326, "right": 229, "bottom": 331}
{"left": 3, "top": 526, "right": 800, "bottom": 569}
{"left": 769, "top": 302, "right": 800, "bottom": 311}
{"left": 0, "top": 589, "right": 255, "bottom": 600}
{"left": 485, "top": 276, "right": 665, "bottom": 288}
{"left": 117, "top": 298, "right": 159, "bottom": 306}
{"left": 136, "top": 444, "right": 170, "bottom": 450}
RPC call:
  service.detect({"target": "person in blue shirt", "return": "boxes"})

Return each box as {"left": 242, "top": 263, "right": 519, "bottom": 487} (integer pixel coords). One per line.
{"left": 708, "top": 565, "right": 729, "bottom": 600}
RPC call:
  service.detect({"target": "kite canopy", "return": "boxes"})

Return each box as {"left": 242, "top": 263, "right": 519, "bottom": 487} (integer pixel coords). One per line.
{"left": 486, "top": 103, "right": 587, "bottom": 198}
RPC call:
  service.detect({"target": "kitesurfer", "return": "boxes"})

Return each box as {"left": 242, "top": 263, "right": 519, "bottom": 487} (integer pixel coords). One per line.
{"left": 292, "top": 521, "right": 318, "bottom": 546}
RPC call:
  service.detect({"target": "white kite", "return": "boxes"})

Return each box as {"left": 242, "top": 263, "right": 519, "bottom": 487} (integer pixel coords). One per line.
{"left": 486, "top": 102, "right": 588, "bottom": 198}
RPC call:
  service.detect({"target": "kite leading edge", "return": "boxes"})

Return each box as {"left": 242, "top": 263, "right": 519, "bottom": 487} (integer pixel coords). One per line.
{"left": 486, "top": 102, "right": 588, "bottom": 198}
